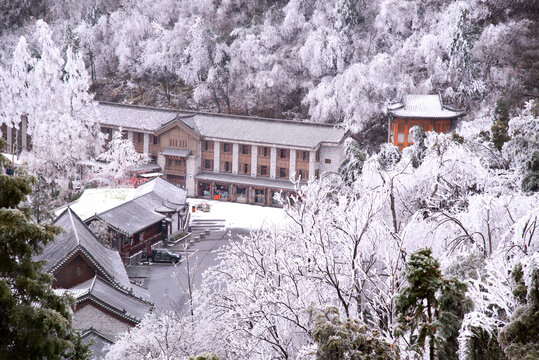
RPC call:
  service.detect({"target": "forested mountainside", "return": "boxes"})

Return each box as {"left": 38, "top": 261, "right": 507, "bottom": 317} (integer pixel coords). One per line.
{"left": 1, "top": 0, "right": 537, "bottom": 130}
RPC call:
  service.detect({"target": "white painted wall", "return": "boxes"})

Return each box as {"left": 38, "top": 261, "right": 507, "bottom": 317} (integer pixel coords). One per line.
{"left": 232, "top": 143, "right": 239, "bottom": 174}
{"left": 270, "top": 147, "right": 277, "bottom": 179}
{"left": 213, "top": 141, "right": 220, "bottom": 173}
{"left": 251, "top": 145, "right": 258, "bottom": 177}
{"left": 319, "top": 144, "right": 344, "bottom": 175}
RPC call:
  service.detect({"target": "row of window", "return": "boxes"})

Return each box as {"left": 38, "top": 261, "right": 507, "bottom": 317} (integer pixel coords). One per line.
{"left": 169, "top": 138, "right": 188, "bottom": 148}
{"left": 203, "top": 140, "right": 311, "bottom": 161}
{"left": 203, "top": 159, "right": 309, "bottom": 179}
{"left": 166, "top": 158, "right": 186, "bottom": 167}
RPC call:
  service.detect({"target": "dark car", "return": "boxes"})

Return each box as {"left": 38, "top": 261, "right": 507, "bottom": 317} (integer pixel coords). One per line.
{"left": 149, "top": 249, "right": 181, "bottom": 263}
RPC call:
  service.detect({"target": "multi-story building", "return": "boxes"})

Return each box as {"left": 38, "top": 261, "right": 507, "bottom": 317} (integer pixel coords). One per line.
{"left": 98, "top": 102, "right": 349, "bottom": 205}
{"left": 387, "top": 94, "right": 465, "bottom": 149}
{"left": 1, "top": 102, "right": 348, "bottom": 204}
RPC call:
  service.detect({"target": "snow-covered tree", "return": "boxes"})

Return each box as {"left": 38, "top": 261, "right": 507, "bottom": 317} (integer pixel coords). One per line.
{"left": 96, "top": 128, "right": 149, "bottom": 184}
{"left": 3, "top": 21, "right": 105, "bottom": 186}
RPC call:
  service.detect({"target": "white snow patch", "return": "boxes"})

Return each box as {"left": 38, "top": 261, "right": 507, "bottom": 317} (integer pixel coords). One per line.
{"left": 187, "top": 198, "right": 290, "bottom": 231}
{"left": 55, "top": 187, "right": 137, "bottom": 220}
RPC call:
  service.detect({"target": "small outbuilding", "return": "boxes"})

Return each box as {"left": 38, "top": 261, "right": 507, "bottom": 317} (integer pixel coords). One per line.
{"left": 387, "top": 94, "right": 465, "bottom": 149}
{"left": 86, "top": 177, "right": 187, "bottom": 263}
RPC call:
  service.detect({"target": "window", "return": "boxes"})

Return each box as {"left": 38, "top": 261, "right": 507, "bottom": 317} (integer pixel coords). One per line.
{"left": 325, "top": 158, "right": 331, "bottom": 164}
{"left": 301, "top": 151, "right": 309, "bottom": 161}
{"left": 279, "top": 148, "right": 288, "bottom": 159}
{"left": 138, "top": 133, "right": 142, "bottom": 142}
{"left": 241, "top": 145, "right": 249, "bottom": 154}
{"left": 279, "top": 167, "right": 287, "bottom": 178}
{"left": 237, "top": 187, "right": 247, "bottom": 200}
{"left": 254, "top": 189, "right": 265, "bottom": 204}
{"left": 167, "top": 158, "right": 172, "bottom": 166}
{"left": 221, "top": 161, "right": 231, "bottom": 172}
{"left": 204, "top": 159, "right": 213, "bottom": 170}
{"left": 222, "top": 143, "right": 231, "bottom": 153}
{"left": 153, "top": 135, "right": 158, "bottom": 145}
{"left": 175, "top": 159, "right": 182, "bottom": 166}
{"left": 203, "top": 140, "right": 213, "bottom": 151}
{"left": 169, "top": 138, "right": 178, "bottom": 147}
{"left": 398, "top": 122, "right": 405, "bottom": 131}
{"left": 298, "top": 169, "right": 309, "bottom": 180}
{"left": 259, "top": 165, "right": 268, "bottom": 176}
{"left": 242, "top": 163, "right": 250, "bottom": 174}
{"left": 314, "top": 169, "right": 318, "bottom": 179}
{"left": 315, "top": 149, "right": 320, "bottom": 162}
{"left": 262, "top": 147, "right": 269, "bottom": 157}
{"left": 397, "top": 133, "right": 405, "bottom": 143}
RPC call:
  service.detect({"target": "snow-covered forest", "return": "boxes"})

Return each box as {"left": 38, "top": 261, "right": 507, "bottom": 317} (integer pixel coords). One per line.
{"left": 0, "top": 0, "right": 538, "bottom": 359}
{"left": 1, "top": 0, "right": 536, "bottom": 126}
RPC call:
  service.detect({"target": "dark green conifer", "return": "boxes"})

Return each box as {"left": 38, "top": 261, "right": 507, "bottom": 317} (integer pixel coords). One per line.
{"left": 491, "top": 99, "right": 510, "bottom": 151}
{"left": 0, "top": 141, "right": 90, "bottom": 360}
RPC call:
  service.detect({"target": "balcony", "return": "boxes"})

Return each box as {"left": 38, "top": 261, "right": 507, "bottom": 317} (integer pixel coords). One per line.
{"left": 164, "top": 166, "right": 186, "bottom": 176}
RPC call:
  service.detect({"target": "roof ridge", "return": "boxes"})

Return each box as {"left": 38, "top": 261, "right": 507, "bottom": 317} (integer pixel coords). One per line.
{"left": 98, "top": 101, "right": 342, "bottom": 128}
{"left": 90, "top": 274, "right": 97, "bottom": 293}
{"left": 67, "top": 207, "right": 81, "bottom": 245}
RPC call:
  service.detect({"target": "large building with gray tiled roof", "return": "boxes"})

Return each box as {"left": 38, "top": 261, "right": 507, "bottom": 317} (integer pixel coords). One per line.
{"left": 98, "top": 102, "right": 349, "bottom": 205}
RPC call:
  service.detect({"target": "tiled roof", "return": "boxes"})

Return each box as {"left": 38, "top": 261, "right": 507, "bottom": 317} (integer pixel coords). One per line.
{"left": 388, "top": 94, "right": 465, "bottom": 119}
{"left": 93, "top": 177, "right": 187, "bottom": 235}
{"left": 134, "top": 177, "right": 187, "bottom": 206}
{"left": 161, "top": 148, "right": 190, "bottom": 157}
{"left": 195, "top": 171, "right": 305, "bottom": 191}
{"left": 97, "top": 102, "right": 348, "bottom": 149}
{"left": 81, "top": 328, "right": 114, "bottom": 359}
{"left": 98, "top": 102, "right": 177, "bottom": 131}
{"left": 70, "top": 276, "right": 152, "bottom": 324}
{"left": 38, "top": 208, "right": 151, "bottom": 302}
{"left": 94, "top": 194, "right": 166, "bottom": 235}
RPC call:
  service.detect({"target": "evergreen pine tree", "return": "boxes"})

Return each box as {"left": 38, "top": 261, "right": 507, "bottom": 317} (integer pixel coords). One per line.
{"left": 312, "top": 307, "right": 399, "bottom": 360}
{"left": 491, "top": 99, "right": 510, "bottom": 151}
{"left": 0, "top": 142, "right": 90, "bottom": 360}
{"left": 409, "top": 126, "right": 427, "bottom": 169}
{"left": 499, "top": 268, "right": 539, "bottom": 360}
{"left": 521, "top": 151, "right": 539, "bottom": 192}
{"left": 340, "top": 138, "right": 367, "bottom": 185}
{"left": 396, "top": 248, "right": 471, "bottom": 360}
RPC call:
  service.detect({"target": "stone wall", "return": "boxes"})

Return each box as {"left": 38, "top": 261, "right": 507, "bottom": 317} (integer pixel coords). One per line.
{"left": 73, "top": 302, "right": 132, "bottom": 340}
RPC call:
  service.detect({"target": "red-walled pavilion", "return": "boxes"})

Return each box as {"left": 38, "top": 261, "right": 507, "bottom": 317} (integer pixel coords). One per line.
{"left": 387, "top": 94, "right": 465, "bottom": 149}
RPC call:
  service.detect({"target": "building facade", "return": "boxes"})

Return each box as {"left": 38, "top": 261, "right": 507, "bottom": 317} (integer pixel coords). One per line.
{"left": 387, "top": 94, "right": 465, "bottom": 149}
{"left": 98, "top": 102, "right": 349, "bottom": 205}
{"left": 36, "top": 208, "right": 153, "bottom": 354}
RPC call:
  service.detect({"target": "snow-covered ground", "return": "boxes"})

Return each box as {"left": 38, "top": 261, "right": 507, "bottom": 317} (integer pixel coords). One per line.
{"left": 55, "top": 187, "right": 136, "bottom": 220}
{"left": 187, "top": 198, "right": 291, "bottom": 231}
{"left": 55, "top": 187, "right": 290, "bottom": 231}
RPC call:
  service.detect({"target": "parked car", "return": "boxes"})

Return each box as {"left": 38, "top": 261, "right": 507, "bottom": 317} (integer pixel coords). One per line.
{"left": 149, "top": 248, "right": 181, "bottom": 263}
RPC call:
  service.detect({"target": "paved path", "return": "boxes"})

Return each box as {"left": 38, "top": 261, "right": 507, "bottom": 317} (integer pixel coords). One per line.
{"left": 131, "top": 219, "right": 250, "bottom": 313}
